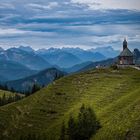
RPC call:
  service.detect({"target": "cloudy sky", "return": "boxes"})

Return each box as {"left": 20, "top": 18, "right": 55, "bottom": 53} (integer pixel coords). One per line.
{"left": 0, "top": 0, "right": 140, "bottom": 50}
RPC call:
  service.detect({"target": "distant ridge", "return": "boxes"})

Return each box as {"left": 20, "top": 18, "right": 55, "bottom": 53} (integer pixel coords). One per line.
{"left": 36, "top": 48, "right": 82, "bottom": 68}
{"left": 6, "top": 68, "right": 65, "bottom": 92}
{"left": 89, "top": 46, "right": 120, "bottom": 58}
{"left": 18, "top": 46, "right": 34, "bottom": 53}
{"left": 79, "top": 58, "right": 117, "bottom": 72}
{"left": 0, "top": 60, "right": 37, "bottom": 81}
{"left": 0, "top": 47, "right": 51, "bottom": 70}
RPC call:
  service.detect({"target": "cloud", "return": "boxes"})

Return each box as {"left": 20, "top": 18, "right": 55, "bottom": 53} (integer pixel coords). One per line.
{"left": 1, "top": 23, "right": 139, "bottom": 49}
{"left": 0, "top": 28, "right": 56, "bottom": 39}
{"left": 0, "top": 3, "right": 15, "bottom": 9}
{"left": 28, "top": 2, "right": 58, "bottom": 11}
{"left": 0, "top": 28, "right": 28, "bottom": 35}
{"left": 0, "top": 0, "right": 139, "bottom": 50}
{"left": 71, "top": 0, "right": 140, "bottom": 10}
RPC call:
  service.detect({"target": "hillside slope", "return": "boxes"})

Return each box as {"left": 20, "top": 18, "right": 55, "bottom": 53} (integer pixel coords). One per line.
{"left": 0, "top": 68, "right": 140, "bottom": 140}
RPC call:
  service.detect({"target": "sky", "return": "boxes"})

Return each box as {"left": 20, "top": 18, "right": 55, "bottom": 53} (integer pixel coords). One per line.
{"left": 0, "top": 0, "right": 140, "bottom": 50}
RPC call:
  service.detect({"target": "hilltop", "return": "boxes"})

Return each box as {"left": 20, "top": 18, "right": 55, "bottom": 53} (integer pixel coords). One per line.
{"left": 0, "top": 68, "right": 140, "bottom": 140}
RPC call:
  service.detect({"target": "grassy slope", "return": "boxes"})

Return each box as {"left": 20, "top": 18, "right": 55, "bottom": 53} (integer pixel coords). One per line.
{"left": 0, "top": 68, "right": 140, "bottom": 140}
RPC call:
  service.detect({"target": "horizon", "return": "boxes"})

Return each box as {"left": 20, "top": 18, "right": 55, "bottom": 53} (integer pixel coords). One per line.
{"left": 0, "top": 45, "right": 121, "bottom": 51}
{"left": 0, "top": 0, "right": 140, "bottom": 50}
{"left": 1, "top": 44, "right": 135, "bottom": 52}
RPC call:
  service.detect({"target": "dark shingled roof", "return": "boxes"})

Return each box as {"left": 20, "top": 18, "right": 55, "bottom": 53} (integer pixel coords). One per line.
{"left": 119, "top": 48, "right": 133, "bottom": 57}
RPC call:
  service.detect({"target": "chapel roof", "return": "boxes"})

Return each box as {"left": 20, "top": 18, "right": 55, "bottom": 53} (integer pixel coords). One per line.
{"left": 119, "top": 48, "right": 133, "bottom": 57}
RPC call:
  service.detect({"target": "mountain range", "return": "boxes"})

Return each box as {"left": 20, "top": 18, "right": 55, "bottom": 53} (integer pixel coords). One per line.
{"left": 0, "top": 46, "right": 109, "bottom": 80}
{"left": 36, "top": 48, "right": 82, "bottom": 68}
{"left": 0, "top": 48, "right": 51, "bottom": 70}
{"left": 0, "top": 46, "right": 119, "bottom": 71}
{"left": 0, "top": 46, "right": 106, "bottom": 71}
{"left": 0, "top": 46, "right": 139, "bottom": 86}
{"left": 36, "top": 47, "right": 107, "bottom": 68}
{"left": 89, "top": 46, "right": 120, "bottom": 58}
{"left": 60, "top": 47, "right": 106, "bottom": 61}
{"left": 6, "top": 68, "right": 65, "bottom": 92}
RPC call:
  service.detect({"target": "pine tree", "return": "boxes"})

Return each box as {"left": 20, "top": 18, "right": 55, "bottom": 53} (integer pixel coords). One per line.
{"left": 66, "top": 104, "right": 101, "bottom": 140}
{"left": 67, "top": 115, "right": 77, "bottom": 140}
{"left": 77, "top": 105, "right": 100, "bottom": 140}
{"left": 31, "top": 84, "right": 41, "bottom": 94}
{"left": 59, "top": 122, "right": 66, "bottom": 140}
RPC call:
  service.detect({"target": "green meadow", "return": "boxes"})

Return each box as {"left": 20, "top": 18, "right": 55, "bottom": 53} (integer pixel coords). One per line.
{"left": 0, "top": 68, "right": 140, "bottom": 140}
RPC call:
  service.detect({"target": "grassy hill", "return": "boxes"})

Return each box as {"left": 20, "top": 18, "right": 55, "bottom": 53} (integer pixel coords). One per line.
{"left": 0, "top": 68, "right": 140, "bottom": 140}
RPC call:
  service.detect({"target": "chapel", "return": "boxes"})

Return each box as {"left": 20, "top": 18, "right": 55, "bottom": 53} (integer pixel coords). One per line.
{"left": 118, "top": 39, "right": 134, "bottom": 65}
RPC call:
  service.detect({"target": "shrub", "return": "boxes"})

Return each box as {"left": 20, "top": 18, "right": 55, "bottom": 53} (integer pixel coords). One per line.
{"left": 110, "top": 64, "right": 119, "bottom": 70}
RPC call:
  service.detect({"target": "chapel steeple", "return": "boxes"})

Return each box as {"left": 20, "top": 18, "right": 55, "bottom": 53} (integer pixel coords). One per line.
{"left": 123, "top": 38, "right": 127, "bottom": 50}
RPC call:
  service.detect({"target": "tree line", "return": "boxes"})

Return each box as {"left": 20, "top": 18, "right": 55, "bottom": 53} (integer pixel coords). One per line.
{"left": 0, "top": 83, "right": 42, "bottom": 96}
{"left": 0, "top": 83, "right": 42, "bottom": 106}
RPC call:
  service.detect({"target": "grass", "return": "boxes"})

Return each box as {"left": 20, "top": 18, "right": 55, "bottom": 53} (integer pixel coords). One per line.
{"left": 0, "top": 90, "right": 17, "bottom": 98}
{"left": 0, "top": 68, "right": 140, "bottom": 140}
{"left": 0, "top": 90, "right": 24, "bottom": 98}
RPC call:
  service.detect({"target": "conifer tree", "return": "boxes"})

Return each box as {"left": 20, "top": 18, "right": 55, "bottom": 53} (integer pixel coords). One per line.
{"left": 62, "top": 104, "right": 101, "bottom": 140}
{"left": 59, "top": 121, "right": 66, "bottom": 140}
